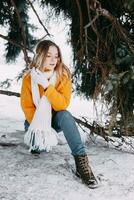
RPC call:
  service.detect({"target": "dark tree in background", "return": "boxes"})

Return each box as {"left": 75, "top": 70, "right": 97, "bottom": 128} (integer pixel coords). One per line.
{"left": 0, "top": 0, "right": 36, "bottom": 64}
{"left": 0, "top": 0, "right": 134, "bottom": 135}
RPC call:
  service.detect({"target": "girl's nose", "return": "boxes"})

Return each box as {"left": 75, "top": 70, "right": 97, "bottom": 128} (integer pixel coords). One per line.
{"left": 51, "top": 56, "right": 56, "bottom": 62}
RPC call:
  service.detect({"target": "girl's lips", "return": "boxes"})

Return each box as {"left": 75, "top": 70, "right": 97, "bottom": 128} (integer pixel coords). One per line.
{"left": 44, "top": 69, "right": 51, "bottom": 72}
{"left": 44, "top": 66, "right": 55, "bottom": 71}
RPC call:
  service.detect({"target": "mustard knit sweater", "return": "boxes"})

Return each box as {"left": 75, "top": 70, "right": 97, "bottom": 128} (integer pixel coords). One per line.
{"left": 20, "top": 74, "right": 72, "bottom": 123}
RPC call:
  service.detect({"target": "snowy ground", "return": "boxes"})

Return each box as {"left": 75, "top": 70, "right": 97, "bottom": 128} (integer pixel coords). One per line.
{"left": 0, "top": 94, "right": 134, "bottom": 200}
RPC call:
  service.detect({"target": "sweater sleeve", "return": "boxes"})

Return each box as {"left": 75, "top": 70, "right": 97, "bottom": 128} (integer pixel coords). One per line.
{"left": 44, "top": 76, "right": 72, "bottom": 111}
{"left": 20, "top": 76, "right": 35, "bottom": 123}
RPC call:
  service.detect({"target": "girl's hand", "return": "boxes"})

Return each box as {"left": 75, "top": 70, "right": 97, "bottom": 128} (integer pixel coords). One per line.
{"left": 31, "top": 68, "right": 50, "bottom": 89}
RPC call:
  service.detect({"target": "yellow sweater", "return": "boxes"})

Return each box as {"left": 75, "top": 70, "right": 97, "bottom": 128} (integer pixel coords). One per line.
{"left": 20, "top": 74, "right": 72, "bottom": 123}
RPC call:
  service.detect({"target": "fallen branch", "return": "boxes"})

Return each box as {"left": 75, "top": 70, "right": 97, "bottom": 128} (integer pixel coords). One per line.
{"left": 0, "top": 142, "right": 18, "bottom": 147}
{"left": 75, "top": 116, "right": 134, "bottom": 154}
{"left": 74, "top": 116, "right": 109, "bottom": 140}
{"left": 0, "top": 90, "right": 20, "bottom": 97}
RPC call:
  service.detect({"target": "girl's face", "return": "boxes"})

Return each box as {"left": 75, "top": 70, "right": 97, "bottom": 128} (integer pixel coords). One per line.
{"left": 43, "top": 46, "right": 59, "bottom": 71}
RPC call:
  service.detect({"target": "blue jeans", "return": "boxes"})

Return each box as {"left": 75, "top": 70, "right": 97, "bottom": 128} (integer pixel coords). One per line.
{"left": 24, "top": 110, "right": 86, "bottom": 156}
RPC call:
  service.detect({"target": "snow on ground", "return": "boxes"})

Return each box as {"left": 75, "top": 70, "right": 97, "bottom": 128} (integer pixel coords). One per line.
{"left": 0, "top": 94, "right": 134, "bottom": 200}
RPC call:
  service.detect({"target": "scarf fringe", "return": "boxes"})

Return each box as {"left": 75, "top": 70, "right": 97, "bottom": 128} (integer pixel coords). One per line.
{"left": 24, "top": 128, "right": 59, "bottom": 152}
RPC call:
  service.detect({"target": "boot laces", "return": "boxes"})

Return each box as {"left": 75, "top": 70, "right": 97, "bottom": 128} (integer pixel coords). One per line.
{"left": 77, "top": 156, "right": 92, "bottom": 177}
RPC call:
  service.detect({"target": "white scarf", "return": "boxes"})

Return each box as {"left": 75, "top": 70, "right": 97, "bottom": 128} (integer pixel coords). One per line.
{"left": 24, "top": 68, "right": 59, "bottom": 152}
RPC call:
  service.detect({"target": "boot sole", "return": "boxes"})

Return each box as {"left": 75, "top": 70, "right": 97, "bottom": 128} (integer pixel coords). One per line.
{"left": 75, "top": 171, "right": 100, "bottom": 189}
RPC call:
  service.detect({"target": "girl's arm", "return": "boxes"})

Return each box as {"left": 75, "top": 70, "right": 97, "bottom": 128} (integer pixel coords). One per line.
{"left": 44, "top": 76, "right": 72, "bottom": 111}
{"left": 20, "top": 76, "right": 35, "bottom": 123}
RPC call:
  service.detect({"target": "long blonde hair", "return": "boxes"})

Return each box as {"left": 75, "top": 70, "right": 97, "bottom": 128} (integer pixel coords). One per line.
{"left": 28, "top": 40, "right": 71, "bottom": 80}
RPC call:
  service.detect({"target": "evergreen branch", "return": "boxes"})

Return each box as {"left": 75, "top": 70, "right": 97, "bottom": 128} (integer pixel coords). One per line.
{"left": 27, "top": 0, "right": 51, "bottom": 37}
{"left": 10, "top": 0, "right": 29, "bottom": 66}
{"left": 0, "top": 33, "right": 34, "bottom": 53}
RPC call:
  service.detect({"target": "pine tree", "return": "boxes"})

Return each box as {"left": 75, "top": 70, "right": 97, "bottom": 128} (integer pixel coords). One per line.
{"left": 0, "top": 0, "right": 134, "bottom": 135}
{"left": 0, "top": 0, "right": 36, "bottom": 64}
{"left": 40, "top": 0, "right": 134, "bottom": 135}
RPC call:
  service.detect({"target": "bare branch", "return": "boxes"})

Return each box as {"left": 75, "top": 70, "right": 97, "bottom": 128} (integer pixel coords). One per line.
{"left": 87, "top": 0, "right": 100, "bottom": 36}
{"left": 75, "top": 0, "right": 84, "bottom": 49}
{"left": 84, "top": 14, "right": 99, "bottom": 29}
{"left": 99, "top": 8, "right": 134, "bottom": 53}
{"left": 27, "top": 0, "right": 51, "bottom": 37}
{"left": 84, "top": 12, "right": 99, "bottom": 56}
{"left": 89, "top": 0, "right": 134, "bottom": 54}
{"left": 85, "top": 0, "right": 101, "bottom": 57}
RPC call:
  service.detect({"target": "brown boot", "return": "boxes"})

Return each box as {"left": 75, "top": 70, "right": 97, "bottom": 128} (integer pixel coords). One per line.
{"left": 74, "top": 155, "right": 98, "bottom": 188}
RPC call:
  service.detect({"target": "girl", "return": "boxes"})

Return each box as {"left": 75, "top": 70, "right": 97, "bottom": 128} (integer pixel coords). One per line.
{"left": 20, "top": 40, "right": 98, "bottom": 188}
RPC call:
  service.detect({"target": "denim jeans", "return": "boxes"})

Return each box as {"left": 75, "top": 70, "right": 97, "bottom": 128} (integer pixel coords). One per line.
{"left": 24, "top": 110, "right": 86, "bottom": 156}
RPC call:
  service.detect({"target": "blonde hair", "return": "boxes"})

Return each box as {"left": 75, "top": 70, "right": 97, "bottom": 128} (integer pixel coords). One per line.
{"left": 28, "top": 40, "right": 71, "bottom": 80}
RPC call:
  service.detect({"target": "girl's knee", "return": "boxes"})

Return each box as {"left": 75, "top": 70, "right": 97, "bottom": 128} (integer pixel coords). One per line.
{"left": 56, "top": 110, "right": 72, "bottom": 119}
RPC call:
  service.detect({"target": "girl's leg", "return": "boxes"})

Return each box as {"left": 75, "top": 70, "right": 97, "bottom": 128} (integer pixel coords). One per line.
{"left": 24, "top": 111, "right": 98, "bottom": 187}
{"left": 52, "top": 110, "right": 98, "bottom": 188}
{"left": 52, "top": 110, "right": 86, "bottom": 156}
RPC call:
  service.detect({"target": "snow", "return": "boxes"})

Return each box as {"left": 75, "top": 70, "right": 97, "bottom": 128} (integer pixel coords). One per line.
{"left": 0, "top": 8, "right": 134, "bottom": 199}
{"left": 0, "top": 94, "right": 134, "bottom": 200}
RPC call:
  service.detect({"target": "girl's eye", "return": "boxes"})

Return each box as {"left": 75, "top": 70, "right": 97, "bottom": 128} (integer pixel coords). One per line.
{"left": 46, "top": 55, "right": 58, "bottom": 59}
